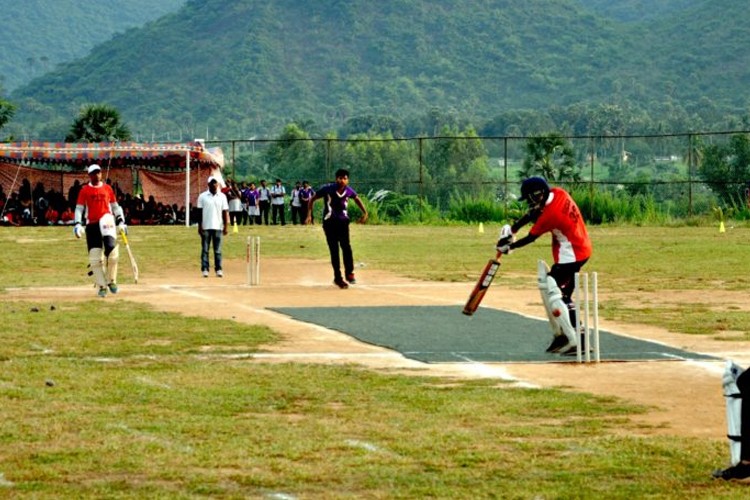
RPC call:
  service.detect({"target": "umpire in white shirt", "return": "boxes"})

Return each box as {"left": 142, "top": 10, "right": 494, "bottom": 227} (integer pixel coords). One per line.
{"left": 197, "top": 176, "right": 229, "bottom": 277}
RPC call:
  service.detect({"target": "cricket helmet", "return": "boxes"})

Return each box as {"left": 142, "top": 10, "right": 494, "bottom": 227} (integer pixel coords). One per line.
{"left": 520, "top": 176, "right": 550, "bottom": 210}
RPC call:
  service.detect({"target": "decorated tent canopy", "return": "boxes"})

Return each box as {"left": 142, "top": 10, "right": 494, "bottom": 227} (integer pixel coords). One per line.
{"left": 0, "top": 141, "right": 224, "bottom": 170}
{"left": 0, "top": 141, "right": 225, "bottom": 226}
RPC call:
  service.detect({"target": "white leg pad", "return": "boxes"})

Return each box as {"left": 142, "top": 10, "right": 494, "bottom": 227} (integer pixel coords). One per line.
{"left": 544, "top": 275, "right": 578, "bottom": 346}
{"left": 723, "top": 360, "right": 744, "bottom": 466}
{"left": 106, "top": 244, "right": 119, "bottom": 284}
{"left": 537, "top": 260, "right": 563, "bottom": 337}
{"left": 88, "top": 248, "right": 107, "bottom": 288}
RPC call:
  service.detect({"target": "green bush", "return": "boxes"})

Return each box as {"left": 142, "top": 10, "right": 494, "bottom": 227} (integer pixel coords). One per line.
{"left": 572, "top": 188, "right": 672, "bottom": 225}
{"left": 446, "top": 193, "right": 509, "bottom": 223}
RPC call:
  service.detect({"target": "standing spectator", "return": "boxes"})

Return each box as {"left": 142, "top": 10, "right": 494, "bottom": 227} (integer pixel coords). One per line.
{"left": 307, "top": 168, "right": 368, "bottom": 289}
{"left": 270, "top": 178, "right": 286, "bottom": 225}
{"left": 290, "top": 181, "right": 303, "bottom": 225}
{"left": 73, "top": 164, "right": 126, "bottom": 298}
{"left": 238, "top": 181, "right": 249, "bottom": 225}
{"left": 300, "top": 180, "right": 315, "bottom": 224}
{"left": 197, "top": 176, "right": 229, "bottom": 278}
{"left": 244, "top": 182, "right": 260, "bottom": 225}
{"left": 224, "top": 179, "right": 243, "bottom": 228}
{"left": 68, "top": 180, "right": 82, "bottom": 210}
{"left": 175, "top": 204, "right": 186, "bottom": 225}
{"left": 258, "top": 179, "right": 271, "bottom": 225}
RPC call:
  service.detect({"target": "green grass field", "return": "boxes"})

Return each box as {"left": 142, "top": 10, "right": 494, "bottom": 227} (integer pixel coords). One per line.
{"left": 0, "top": 224, "right": 747, "bottom": 498}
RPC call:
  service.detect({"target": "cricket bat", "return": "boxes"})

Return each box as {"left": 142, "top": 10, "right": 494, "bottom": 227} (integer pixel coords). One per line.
{"left": 119, "top": 227, "right": 139, "bottom": 283}
{"left": 462, "top": 252, "right": 502, "bottom": 316}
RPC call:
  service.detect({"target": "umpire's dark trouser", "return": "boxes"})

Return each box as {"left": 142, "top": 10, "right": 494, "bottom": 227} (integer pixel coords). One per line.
{"left": 738, "top": 369, "right": 750, "bottom": 461}
{"left": 323, "top": 219, "right": 352, "bottom": 280}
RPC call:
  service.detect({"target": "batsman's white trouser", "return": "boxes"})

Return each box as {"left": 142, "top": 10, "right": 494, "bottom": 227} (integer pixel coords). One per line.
{"left": 537, "top": 259, "right": 577, "bottom": 346}
{"left": 723, "top": 359, "right": 744, "bottom": 466}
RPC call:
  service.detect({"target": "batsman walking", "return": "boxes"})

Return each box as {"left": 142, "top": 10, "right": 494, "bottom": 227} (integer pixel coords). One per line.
{"left": 73, "top": 164, "right": 127, "bottom": 297}
{"left": 496, "top": 176, "right": 592, "bottom": 355}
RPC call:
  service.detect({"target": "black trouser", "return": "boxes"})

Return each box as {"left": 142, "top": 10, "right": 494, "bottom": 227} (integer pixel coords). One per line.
{"left": 549, "top": 259, "right": 588, "bottom": 326}
{"left": 259, "top": 201, "right": 270, "bottom": 225}
{"left": 291, "top": 205, "right": 303, "bottom": 225}
{"left": 86, "top": 222, "right": 117, "bottom": 256}
{"left": 272, "top": 204, "right": 285, "bottom": 225}
{"left": 738, "top": 369, "right": 750, "bottom": 461}
{"left": 323, "top": 219, "right": 353, "bottom": 280}
{"left": 229, "top": 211, "right": 242, "bottom": 226}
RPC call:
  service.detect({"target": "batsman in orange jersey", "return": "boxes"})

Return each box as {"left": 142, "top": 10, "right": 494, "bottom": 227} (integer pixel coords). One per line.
{"left": 496, "top": 176, "right": 592, "bottom": 355}
{"left": 73, "top": 164, "right": 127, "bottom": 298}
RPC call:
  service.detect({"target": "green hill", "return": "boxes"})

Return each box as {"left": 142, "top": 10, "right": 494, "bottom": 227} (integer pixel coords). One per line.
{"left": 5, "top": 0, "right": 750, "bottom": 140}
{"left": 0, "top": 0, "right": 186, "bottom": 92}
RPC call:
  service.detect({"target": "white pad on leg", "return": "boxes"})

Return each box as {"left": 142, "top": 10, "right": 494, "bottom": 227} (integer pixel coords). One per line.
{"left": 88, "top": 248, "right": 107, "bottom": 288}
{"left": 723, "top": 359, "right": 744, "bottom": 466}
{"left": 543, "top": 273, "right": 577, "bottom": 346}
{"left": 537, "top": 260, "right": 562, "bottom": 337}
{"left": 106, "top": 244, "right": 119, "bottom": 284}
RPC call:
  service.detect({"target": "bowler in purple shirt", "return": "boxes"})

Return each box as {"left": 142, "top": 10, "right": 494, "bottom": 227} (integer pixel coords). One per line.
{"left": 307, "top": 168, "right": 368, "bottom": 289}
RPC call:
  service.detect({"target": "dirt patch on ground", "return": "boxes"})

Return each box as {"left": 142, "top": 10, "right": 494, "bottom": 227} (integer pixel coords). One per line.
{"left": 10, "top": 256, "right": 749, "bottom": 440}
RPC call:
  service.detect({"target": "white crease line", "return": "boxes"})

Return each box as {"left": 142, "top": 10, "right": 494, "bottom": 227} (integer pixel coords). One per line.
{"left": 353, "top": 284, "right": 462, "bottom": 305}
{"left": 202, "top": 352, "right": 406, "bottom": 360}
{"left": 452, "top": 354, "right": 539, "bottom": 388}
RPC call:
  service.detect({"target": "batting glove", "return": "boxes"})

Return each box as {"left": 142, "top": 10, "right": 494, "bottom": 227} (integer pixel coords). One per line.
{"left": 115, "top": 215, "right": 127, "bottom": 235}
{"left": 73, "top": 223, "right": 84, "bottom": 239}
{"left": 499, "top": 223, "right": 513, "bottom": 240}
{"left": 496, "top": 243, "right": 513, "bottom": 255}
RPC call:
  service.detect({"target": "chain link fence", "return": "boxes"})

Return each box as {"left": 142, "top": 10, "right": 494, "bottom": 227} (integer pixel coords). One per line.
{"left": 210, "top": 131, "right": 750, "bottom": 223}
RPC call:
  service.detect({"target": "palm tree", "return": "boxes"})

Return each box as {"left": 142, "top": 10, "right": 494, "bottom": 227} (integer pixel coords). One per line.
{"left": 65, "top": 104, "right": 132, "bottom": 142}
{"left": 519, "top": 133, "right": 581, "bottom": 183}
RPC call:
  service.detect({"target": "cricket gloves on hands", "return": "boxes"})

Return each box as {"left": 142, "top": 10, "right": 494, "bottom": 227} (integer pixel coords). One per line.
{"left": 496, "top": 224, "right": 514, "bottom": 254}
{"left": 115, "top": 215, "right": 127, "bottom": 235}
{"left": 496, "top": 243, "right": 513, "bottom": 254}
{"left": 73, "top": 223, "right": 84, "bottom": 239}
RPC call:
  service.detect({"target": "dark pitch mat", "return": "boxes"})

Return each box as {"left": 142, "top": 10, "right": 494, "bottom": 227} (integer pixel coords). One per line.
{"left": 271, "top": 305, "right": 717, "bottom": 363}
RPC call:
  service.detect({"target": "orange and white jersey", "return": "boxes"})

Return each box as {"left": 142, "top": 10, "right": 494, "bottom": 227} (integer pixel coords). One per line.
{"left": 76, "top": 182, "right": 117, "bottom": 224}
{"left": 529, "top": 187, "right": 592, "bottom": 264}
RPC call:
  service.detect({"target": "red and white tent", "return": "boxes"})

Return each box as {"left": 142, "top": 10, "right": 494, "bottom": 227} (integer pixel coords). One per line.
{"left": 0, "top": 141, "right": 225, "bottom": 225}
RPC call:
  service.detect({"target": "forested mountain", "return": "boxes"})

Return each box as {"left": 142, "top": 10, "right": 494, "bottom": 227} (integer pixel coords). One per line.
{"left": 575, "top": 0, "right": 701, "bottom": 22}
{"left": 4, "top": 0, "right": 749, "bottom": 141}
{"left": 0, "top": 0, "right": 186, "bottom": 92}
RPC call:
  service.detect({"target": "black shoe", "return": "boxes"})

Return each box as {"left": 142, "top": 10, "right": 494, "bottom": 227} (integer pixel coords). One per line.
{"left": 713, "top": 463, "right": 750, "bottom": 480}
{"left": 346, "top": 273, "right": 356, "bottom": 285}
{"left": 546, "top": 335, "right": 568, "bottom": 353}
{"left": 333, "top": 278, "right": 349, "bottom": 289}
{"left": 561, "top": 333, "right": 592, "bottom": 356}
